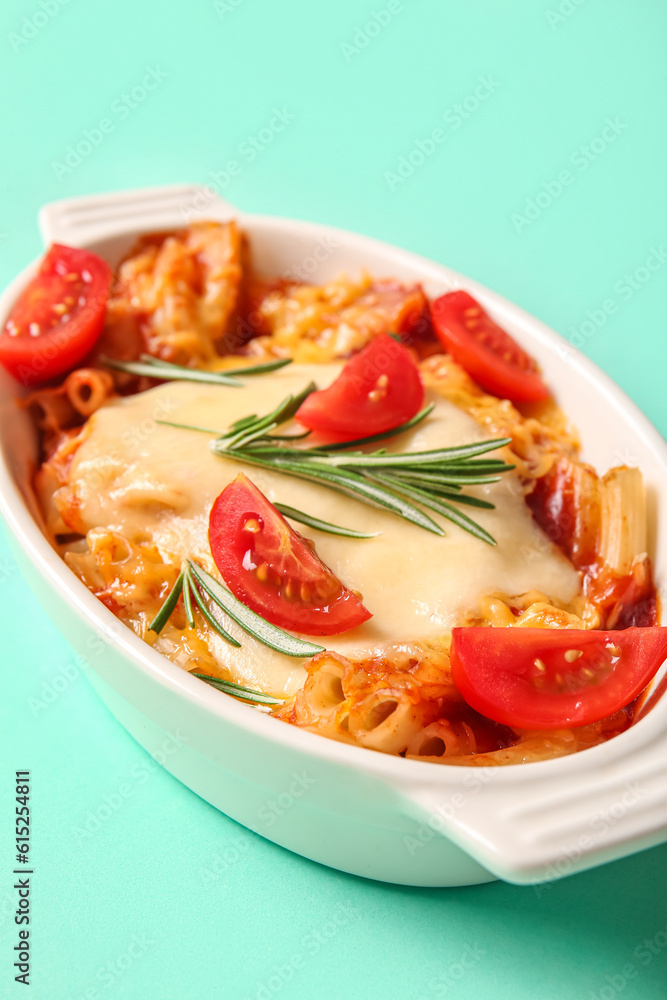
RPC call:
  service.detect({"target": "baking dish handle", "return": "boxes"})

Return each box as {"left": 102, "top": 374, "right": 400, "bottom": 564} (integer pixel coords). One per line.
{"left": 397, "top": 709, "right": 667, "bottom": 885}
{"left": 38, "top": 183, "right": 238, "bottom": 247}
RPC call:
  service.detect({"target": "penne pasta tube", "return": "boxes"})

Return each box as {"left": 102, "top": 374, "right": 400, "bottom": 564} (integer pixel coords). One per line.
{"left": 64, "top": 368, "right": 115, "bottom": 417}
{"left": 599, "top": 466, "right": 646, "bottom": 574}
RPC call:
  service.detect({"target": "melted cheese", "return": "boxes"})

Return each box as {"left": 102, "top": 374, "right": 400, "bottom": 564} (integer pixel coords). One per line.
{"left": 61, "top": 364, "right": 580, "bottom": 694}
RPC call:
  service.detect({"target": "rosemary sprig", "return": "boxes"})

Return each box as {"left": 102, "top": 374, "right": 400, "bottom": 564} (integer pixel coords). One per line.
{"left": 155, "top": 419, "right": 227, "bottom": 436}
{"left": 209, "top": 392, "right": 512, "bottom": 543}
{"left": 191, "top": 672, "right": 285, "bottom": 707}
{"left": 314, "top": 404, "right": 435, "bottom": 451}
{"left": 148, "top": 565, "right": 240, "bottom": 646}
{"left": 184, "top": 565, "right": 240, "bottom": 647}
{"left": 148, "top": 570, "right": 185, "bottom": 634}
{"left": 367, "top": 472, "right": 496, "bottom": 546}
{"left": 148, "top": 560, "right": 324, "bottom": 659}
{"left": 101, "top": 354, "right": 292, "bottom": 387}
{"left": 237, "top": 448, "right": 448, "bottom": 532}
{"left": 182, "top": 568, "right": 196, "bottom": 628}
{"left": 300, "top": 441, "right": 513, "bottom": 469}
{"left": 275, "top": 503, "right": 380, "bottom": 539}
{"left": 387, "top": 478, "right": 494, "bottom": 509}
{"left": 220, "top": 383, "right": 316, "bottom": 449}
{"left": 204, "top": 358, "right": 293, "bottom": 378}
{"left": 188, "top": 561, "right": 323, "bottom": 657}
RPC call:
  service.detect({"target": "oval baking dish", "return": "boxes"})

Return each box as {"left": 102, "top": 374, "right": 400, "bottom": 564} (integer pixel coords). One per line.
{"left": 1, "top": 183, "right": 666, "bottom": 887}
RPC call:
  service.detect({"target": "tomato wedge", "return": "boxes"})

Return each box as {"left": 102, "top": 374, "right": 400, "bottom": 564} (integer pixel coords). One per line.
{"left": 450, "top": 626, "right": 667, "bottom": 730}
{"left": 430, "top": 291, "right": 549, "bottom": 402}
{"left": 0, "top": 244, "right": 112, "bottom": 386}
{"left": 209, "top": 474, "right": 371, "bottom": 635}
{"left": 295, "top": 334, "right": 424, "bottom": 440}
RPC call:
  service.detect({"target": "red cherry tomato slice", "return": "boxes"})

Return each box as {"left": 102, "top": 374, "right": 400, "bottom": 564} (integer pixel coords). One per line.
{"left": 0, "top": 244, "right": 112, "bottom": 385}
{"left": 430, "top": 290, "right": 549, "bottom": 402}
{"left": 450, "top": 626, "right": 667, "bottom": 729}
{"left": 295, "top": 334, "right": 424, "bottom": 440}
{"left": 209, "top": 474, "right": 372, "bottom": 636}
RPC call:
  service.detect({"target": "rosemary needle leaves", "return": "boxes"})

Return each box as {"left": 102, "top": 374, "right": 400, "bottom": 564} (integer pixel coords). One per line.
{"left": 148, "top": 559, "right": 324, "bottom": 658}
{"left": 209, "top": 392, "right": 514, "bottom": 544}
{"left": 274, "top": 503, "right": 380, "bottom": 539}
{"left": 101, "top": 353, "right": 292, "bottom": 388}
{"left": 190, "top": 673, "right": 285, "bottom": 707}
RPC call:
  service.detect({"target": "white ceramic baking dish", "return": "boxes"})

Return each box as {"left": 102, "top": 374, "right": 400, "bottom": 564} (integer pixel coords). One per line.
{"left": 1, "top": 184, "right": 666, "bottom": 888}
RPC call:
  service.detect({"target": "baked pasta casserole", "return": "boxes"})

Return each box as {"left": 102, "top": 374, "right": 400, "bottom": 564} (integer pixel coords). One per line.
{"left": 4, "top": 221, "right": 663, "bottom": 768}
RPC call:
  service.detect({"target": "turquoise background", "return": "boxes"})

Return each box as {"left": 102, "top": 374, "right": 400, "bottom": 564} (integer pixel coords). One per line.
{"left": 1, "top": 0, "right": 667, "bottom": 997}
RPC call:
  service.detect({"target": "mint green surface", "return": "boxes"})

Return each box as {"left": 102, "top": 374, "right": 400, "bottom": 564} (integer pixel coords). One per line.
{"left": 2, "top": 1, "right": 667, "bottom": 997}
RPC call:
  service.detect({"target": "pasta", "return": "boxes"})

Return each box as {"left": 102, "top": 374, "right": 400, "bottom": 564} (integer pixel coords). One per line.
{"left": 244, "top": 273, "right": 428, "bottom": 362}
{"left": 22, "top": 367, "right": 115, "bottom": 443}
{"left": 98, "top": 221, "right": 244, "bottom": 366}
{"left": 19, "top": 221, "right": 659, "bottom": 768}
{"left": 276, "top": 590, "right": 636, "bottom": 765}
